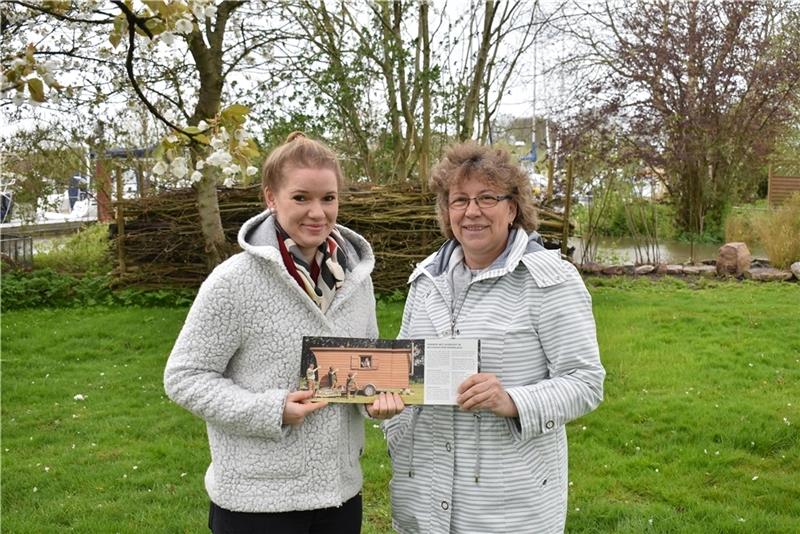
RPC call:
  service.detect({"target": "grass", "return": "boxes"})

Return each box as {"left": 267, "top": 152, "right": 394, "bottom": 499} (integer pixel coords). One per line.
{"left": 2, "top": 279, "right": 799, "bottom": 533}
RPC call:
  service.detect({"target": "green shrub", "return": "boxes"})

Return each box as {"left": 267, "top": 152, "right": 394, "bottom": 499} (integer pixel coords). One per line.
{"left": 725, "top": 207, "right": 767, "bottom": 245}
{"left": 33, "top": 223, "right": 113, "bottom": 275}
{"left": 755, "top": 193, "right": 800, "bottom": 269}
{"left": 0, "top": 270, "right": 196, "bottom": 311}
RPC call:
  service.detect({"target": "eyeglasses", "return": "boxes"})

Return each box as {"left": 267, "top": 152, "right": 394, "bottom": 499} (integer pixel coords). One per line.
{"left": 448, "top": 194, "right": 512, "bottom": 211}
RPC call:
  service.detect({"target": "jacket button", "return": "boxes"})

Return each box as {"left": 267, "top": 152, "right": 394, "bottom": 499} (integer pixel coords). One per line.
{"left": 445, "top": 442, "right": 452, "bottom": 452}
{"left": 441, "top": 500, "right": 449, "bottom": 510}
{"left": 545, "top": 420, "right": 555, "bottom": 430}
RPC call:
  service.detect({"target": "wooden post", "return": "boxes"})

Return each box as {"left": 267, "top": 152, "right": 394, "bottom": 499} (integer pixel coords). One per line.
{"left": 546, "top": 158, "right": 554, "bottom": 202}
{"left": 561, "top": 158, "right": 574, "bottom": 256}
{"left": 767, "top": 163, "right": 773, "bottom": 207}
{"left": 115, "top": 166, "right": 126, "bottom": 272}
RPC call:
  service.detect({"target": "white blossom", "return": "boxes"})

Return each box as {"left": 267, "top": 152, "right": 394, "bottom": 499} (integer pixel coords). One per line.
{"left": 207, "top": 149, "right": 232, "bottom": 167}
{"left": 223, "top": 177, "right": 236, "bottom": 187}
{"left": 170, "top": 157, "right": 188, "bottom": 179}
{"left": 195, "top": 160, "right": 205, "bottom": 170}
{"left": 152, "top": 161, "right": 168, "bottom": 176}
{"left": 190, "top": 171, "right": 203, "bottom": 183}
{"left": 160, "top": 32, "right": 175, "bottom": 46}
{"left": 246, "top": 166, "right": 258, "bottom": 176}
{"left": 175, "top": 18, "right": 194, "bottom": 35}
{"left": 73, "top": 394, "right": 86, "bottom": 401}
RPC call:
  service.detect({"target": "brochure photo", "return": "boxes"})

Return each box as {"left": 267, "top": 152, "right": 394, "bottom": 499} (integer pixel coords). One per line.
{"left": 300, "top": 336, "right": 479, "bottom": 405}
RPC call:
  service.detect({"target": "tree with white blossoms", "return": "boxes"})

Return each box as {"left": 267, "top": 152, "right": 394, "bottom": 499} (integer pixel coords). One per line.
{"left": 2, "top": 0, "right": 281, "bottom": 267}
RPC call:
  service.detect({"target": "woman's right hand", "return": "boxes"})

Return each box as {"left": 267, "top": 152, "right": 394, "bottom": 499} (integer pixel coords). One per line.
{"left": 282, "top": 390, "right": 327, "bottom": 426}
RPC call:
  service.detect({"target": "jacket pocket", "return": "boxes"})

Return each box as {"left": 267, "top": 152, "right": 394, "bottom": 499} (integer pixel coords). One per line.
{"left": 214, "top": 425, "right": 307, "bottom": 480}
{"left": 508, "top": 431, "right": 552, "bottom": 491}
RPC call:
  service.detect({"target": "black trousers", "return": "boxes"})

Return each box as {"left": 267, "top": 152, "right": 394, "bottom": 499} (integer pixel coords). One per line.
{"left": 208, "top": 493, "right": 362, "bottom": 534}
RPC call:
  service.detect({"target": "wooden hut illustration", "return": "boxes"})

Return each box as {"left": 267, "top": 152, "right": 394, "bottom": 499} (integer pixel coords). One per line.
{"left": 308, "top": 346, "right": 413, "bottom": 397}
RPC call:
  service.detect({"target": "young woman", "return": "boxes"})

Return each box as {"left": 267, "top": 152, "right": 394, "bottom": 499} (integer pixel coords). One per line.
{"left": 165, "top": 132, "right": 402, "bottom": 533}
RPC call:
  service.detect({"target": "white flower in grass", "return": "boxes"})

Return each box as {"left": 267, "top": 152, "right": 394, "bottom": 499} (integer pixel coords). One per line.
{"left": 152, "top": 161, "right": 168, "bottom": 176}
{"left": 751, "top": 475, "right": 758, "bottom": 481}
{"left": 73, "top": 394, "right": 85, "bottom": 401}
{"left": 33, "top": 487, "right": 38, "bottom": 492}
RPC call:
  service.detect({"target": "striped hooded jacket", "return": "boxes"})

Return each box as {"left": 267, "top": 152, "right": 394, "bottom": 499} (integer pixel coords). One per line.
{"left": 383, "top": 228, "right": 605, "bottom": 533}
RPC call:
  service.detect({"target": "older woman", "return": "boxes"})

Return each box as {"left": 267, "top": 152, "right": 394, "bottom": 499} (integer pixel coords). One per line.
{"left": 383, "top": 142, "right": 605, "bottom": 533}
{"left": 165, "top": 132, "right": 402, "bottom": 534}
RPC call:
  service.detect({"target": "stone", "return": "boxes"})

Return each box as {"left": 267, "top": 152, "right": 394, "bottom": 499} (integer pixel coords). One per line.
{"left": 682, "top": 265, "right": 717, "bottom": 277}
{"left": 665, "top": 264, "right": 684, "bottom": 275}
{"left": 716, "top": 242, "right": 751, "bottom": 276}
{"left": 791, "top": 262, "right": 800, "bottom": 280}
{"left": 580, "top": 262, "right": 604, "bottom": 274}
{"left": 635, "top": 265, "right": 656, "bottom": 275}
{"left": 743, "top": 268, "right": 794, "bottom": 282}
{"left": 601, "top": 265, "right": 625, "bottom": 275}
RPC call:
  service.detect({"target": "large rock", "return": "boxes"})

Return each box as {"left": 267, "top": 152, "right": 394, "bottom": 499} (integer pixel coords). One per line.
{"left": 744, "top": 268, "right": 794, "bottom": 282}
{"left": 791, "top": 262, "right": 800, "bottom": 280}
{"left": 717, "top": 242, "right": 752, "bottom": 276}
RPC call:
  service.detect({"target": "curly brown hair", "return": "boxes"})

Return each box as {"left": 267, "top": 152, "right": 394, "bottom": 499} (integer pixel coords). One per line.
{"left": 429, "top": 141, "right": 538, "bottom": 239}
{"left": 260, "top": 131, "right": 344, "bottom": 198}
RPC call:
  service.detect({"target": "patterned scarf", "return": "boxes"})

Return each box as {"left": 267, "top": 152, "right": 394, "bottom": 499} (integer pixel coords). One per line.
{"left": 276, "top": 222, "right": 348, "bottom": 313}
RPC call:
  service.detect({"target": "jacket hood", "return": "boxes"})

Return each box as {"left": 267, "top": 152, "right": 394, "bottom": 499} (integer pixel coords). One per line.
{"left": 237, "top": 210, "right": 374, "bottom": 273}
{"left": 410, "top": 228, "right": 544, "bottom": 280}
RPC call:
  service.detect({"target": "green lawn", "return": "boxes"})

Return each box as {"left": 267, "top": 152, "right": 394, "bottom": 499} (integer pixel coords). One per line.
{"left": 1, "top": 279, "right": 798, "bottom": 533}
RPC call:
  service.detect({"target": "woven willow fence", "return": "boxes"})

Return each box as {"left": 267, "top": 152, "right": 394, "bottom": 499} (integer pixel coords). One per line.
{"left": 111, "top": 185, "right": 570, "bottom": 293}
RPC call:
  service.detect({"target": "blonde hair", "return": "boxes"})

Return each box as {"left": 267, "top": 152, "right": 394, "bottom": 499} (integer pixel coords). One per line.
{"left": 430, "top": 141, "right": 538, "bottom": 239}
{"left": 260, "top": 132, "right": 344, "bottom": 195}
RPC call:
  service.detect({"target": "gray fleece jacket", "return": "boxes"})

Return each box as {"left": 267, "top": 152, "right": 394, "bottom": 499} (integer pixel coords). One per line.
{"left": 164, "top": 210, "right": 379, "bottom": 513}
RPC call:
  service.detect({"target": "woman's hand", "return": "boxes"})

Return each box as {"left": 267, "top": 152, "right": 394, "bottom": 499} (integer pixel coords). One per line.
{"left": 457, "top": 373, "right": 518, "bottom": 417}
{"left": 366, "top": 392, "right": 406, "bottom": 420}
{"left": 282, "top": 390, "right": 327, "bottom": 426}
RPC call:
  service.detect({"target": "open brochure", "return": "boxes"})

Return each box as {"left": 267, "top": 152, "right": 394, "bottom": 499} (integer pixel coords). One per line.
{"left": 300, "top": 336, "right": 480, "bottom": 405}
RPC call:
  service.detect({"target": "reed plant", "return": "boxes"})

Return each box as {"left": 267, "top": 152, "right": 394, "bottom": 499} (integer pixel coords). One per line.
{"left": 754, "top": 193, "right": 800, "bottom": 269}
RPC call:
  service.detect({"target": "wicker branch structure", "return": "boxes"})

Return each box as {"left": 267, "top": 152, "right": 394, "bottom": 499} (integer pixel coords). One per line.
{"left": 111, "top": 185, "right": 570, "bottom": 293}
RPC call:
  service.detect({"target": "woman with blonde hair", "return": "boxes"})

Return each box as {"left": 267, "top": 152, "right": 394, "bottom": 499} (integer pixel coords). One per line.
{"left": 165, "top": 132, "right": 403, "bottom": 533}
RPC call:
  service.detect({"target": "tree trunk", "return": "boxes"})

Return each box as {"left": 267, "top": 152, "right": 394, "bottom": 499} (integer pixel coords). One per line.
{"left": 418, "top": 1, "right": 431, "bottom": 191}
